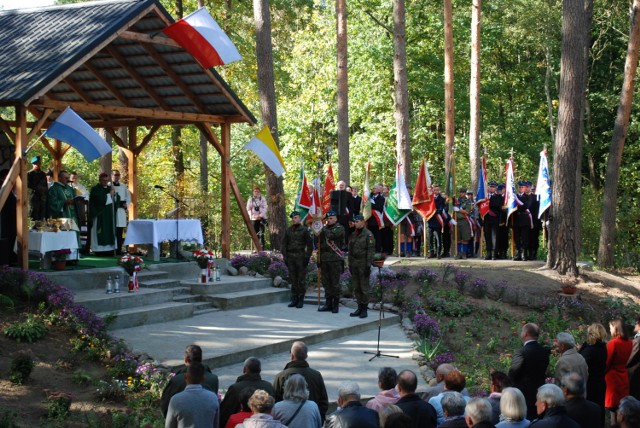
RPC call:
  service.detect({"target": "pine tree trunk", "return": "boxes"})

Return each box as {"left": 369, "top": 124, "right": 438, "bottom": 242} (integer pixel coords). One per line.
{"left": 469, "top": 0, "right": 481, "bottom": 192}
{"left": 336, "top": 0, "right": 350, "bottom": 185}
{"left": 547, "top": 0, "right": 590, "bottom": 276}
{"left": 393, "top": 0, "right": 411, "bottom": 185}
{"left": 443, "top": 0, "right": 455, "bottom": 177}
{"left": 598, "top": 0, "right": 640, "bottom": 268}
{"left": 254, "top": 0, "right": 286, "bottom": 251}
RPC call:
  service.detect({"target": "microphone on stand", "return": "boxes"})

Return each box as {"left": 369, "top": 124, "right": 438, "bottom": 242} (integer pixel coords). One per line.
{"left": 154, "top": 185, "right": 165, "bottom": 190}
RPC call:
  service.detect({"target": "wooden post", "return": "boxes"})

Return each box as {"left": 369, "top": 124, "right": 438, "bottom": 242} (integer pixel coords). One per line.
{"left": 126, "top": 126, "right": 138, "bottom": 220}
{"left": 15, "top": 105, "right": 29, "bottom": 268}
{"left": 221, "top": 123, "right": 231, "bottom": 258}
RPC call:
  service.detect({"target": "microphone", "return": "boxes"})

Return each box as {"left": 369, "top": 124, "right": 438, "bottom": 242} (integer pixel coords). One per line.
{"left": 154, "top": 185, "right": 165, "bottom": 190}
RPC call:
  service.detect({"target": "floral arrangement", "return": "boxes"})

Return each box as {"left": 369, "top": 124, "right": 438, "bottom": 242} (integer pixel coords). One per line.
{"left": 192, "top": 249, "right": 215, "bottom": 269}
{"left": 51, "top": 248, "right": 71, "bottom": 261}
{"left": 117, "top": 255, "right": 145, "bottom": 275}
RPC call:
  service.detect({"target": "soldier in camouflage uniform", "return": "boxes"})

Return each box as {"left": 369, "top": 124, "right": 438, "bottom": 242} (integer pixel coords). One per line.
{"left": 282, "top": 211, "right": 313, "bottom": 308}
{"left": 347, "top": 214, "right": 375, "bottom": 318}
{"left": 318, "top": 210, "right": 345, "bottom": 313}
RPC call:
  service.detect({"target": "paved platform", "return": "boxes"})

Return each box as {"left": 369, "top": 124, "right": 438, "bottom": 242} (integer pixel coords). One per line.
{"left": 112, "top": 302, "right": 422, "bottom": 402}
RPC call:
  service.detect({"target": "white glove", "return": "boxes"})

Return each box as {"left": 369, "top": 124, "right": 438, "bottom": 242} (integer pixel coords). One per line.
{"left": 453, "top": 207, "right": 460, "bottom": 212}
{"left": 450, "top": 219, "right": 458, "bottom": 225}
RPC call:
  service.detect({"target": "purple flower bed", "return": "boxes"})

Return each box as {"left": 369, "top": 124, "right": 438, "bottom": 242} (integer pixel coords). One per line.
{"left": 230, "top": 253, "right": 250, "bottom": 269}
{"left": 267, "top": 260, "right": 289, "bottom": 279}
{"left": 413, "top": 313, "right": 441, "bottom": 342}
{"left": 413, "top": 267, "right": 438, "bottom": 285}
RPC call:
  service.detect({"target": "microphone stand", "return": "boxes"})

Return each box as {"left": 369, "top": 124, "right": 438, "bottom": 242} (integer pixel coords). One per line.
{"left": 154, "top": 186, "right": 186, "bottom": 260}
{"left": 364, "top": 265, "right": 399, "bottom": 361}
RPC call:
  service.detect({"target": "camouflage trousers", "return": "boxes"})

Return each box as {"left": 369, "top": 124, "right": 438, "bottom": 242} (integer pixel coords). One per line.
{"left": 350, "top": 264, "right": 370, "bottom": 305}
{"left": 320, "top": 260, "right": 342, "bottom": 298}
{"left": 287, "top": 257, "right": 307, "bottom": 296}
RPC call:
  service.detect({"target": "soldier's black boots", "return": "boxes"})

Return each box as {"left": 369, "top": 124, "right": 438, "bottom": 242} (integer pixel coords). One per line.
{"left": 288, "top": 296, "right": 299, "bottom": 308}
{"left": 359, "top": 304, "right": 368, "bottom": 318}
{"left": 318, "top": 298, "right": 333, "bottom": 312}
{"left": 350, "top": 305, "right": 362, "bottom": 317}
{"left": 332, "top": 297, "right": 339, "bottom": 313}
{"left": 296, "top": 295, "right": 304, "bottom": 308}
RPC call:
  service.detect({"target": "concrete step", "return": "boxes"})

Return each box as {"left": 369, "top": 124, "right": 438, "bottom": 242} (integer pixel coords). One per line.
{"left": 184, "top": 275, "right": 274, "bottom": 295}
{"left": 99, "top": 301, "right": 194, "bottom": 330}
{"left": 136, "top": 270, "right": 171, "bottom": 282}
{"left": 112, "top": 302, "right": 401, "bottom": 369}
{"left": 207, "top": 287, "right": 290, "bottom": 310}
{"left": 74, "top": 287, "right": 189, "bottom": 313}
{"left": 140, "top": 278, "right": 183, "bottom": 289}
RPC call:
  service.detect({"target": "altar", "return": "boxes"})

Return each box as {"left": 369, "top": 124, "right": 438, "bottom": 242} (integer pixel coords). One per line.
{"left": 124, "top": 219, "right": 203, "bottom": 261}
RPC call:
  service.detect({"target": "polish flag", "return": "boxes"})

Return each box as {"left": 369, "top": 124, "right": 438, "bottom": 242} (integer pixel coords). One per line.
{"left": 163, "top": 8, "right": 241, "bottom": 68}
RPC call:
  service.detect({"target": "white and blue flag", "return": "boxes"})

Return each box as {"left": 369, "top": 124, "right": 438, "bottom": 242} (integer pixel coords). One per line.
{"left": 43, "top": 107, "right": 111, "bottom": 162}
{"left": 536, "top": 149, "right": 552, "bottom": 218}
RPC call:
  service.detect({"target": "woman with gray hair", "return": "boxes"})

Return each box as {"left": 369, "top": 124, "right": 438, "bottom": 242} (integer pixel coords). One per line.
{"left": 272, "top": 374, "right": 321, "bottom": 428}
{"left": 237, "top": 389, "right": 288, "bottom": 428}
{"left": 496, "top": 387, "right": 529, "bottom": 427}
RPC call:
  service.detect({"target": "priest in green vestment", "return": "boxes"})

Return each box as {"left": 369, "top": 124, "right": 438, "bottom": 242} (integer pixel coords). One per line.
{"left": 47, "top": 170, "right": 77, "bottom": 221}
{"left": 89, "top": 172, "right": 116, "bottom": 255}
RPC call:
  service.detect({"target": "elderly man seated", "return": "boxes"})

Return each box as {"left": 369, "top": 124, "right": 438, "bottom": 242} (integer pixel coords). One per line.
{"left": 325, "top": 381, "right": 378, "bottom": 428}
{"left": 464, "top": 398, "right": 494, "bottom": 428}
{"left": 616, "top": 396, "right": 640, "bottom": 428}
{"left": 439, "top": 392, "right": 467, "bottom": 428}
{"left": 528, "top": 384, "right": 579, "bottom": 428}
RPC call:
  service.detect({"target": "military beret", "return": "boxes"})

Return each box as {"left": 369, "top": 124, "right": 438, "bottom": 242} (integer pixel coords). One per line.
{"left": 518, "top": 181, "right": 527, "bottom": 186}
{"left": 497, "top": 184, "right": 505, "bottom": 191}
{"left": 325, "top": 210, "right": 337, "bottom": 218}
{"left": 458, "top": 187, "right": 467, "bottom": 193}
{"left": 489, "top": 181, "right": 498, "bottom": 187}
{"left": 525, "top": 181, "right": 533, "bottom": 186}
{"left": 353, "top": 214, "right": 365, "bottom": 221}
{"left": 289, "top": 211, "right": 300, "bottom": 218}
{"left": 466, "top": 190, "right": 473, "bottom": 195}
{"left": 30, "top": 155, "right": 41, "bottom": 164}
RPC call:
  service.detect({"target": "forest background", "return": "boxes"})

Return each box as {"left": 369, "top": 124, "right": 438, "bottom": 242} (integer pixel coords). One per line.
{"left": 1, "top": 0, "right": 638, "bottom": 269}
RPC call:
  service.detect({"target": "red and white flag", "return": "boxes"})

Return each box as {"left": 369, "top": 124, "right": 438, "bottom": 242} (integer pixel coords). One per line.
{"left": 321, "top": 164, "right": 335, "bottom": 214}
{"left": 163, "top": 8, "right": 241, "bottom": 68}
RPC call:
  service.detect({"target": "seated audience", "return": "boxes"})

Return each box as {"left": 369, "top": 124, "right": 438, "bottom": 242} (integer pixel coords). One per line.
{"left": 439, "top": 392, "right": 467, "bottom": 428}
{"left": 428, "top": 370, "right": 470, "bottom": 425}
{"left": 487, "top": 371, "right": 511, "bottom": 424}
{"left": 614, "top": 396, "right": 640, "bottom": 428}
{"left": 561, "top": 372, "right": 602, "bottom": 428}
{"left": 366, "top": 367, "right": 400, "bottom": 411}
{"left": 324, "top": 381, "right": 379, "bottom": 428}
{"left": 496, "top": 387, "right": 529, "bottom": 428}
{"left": 396, "top": 369, "right": 437, "bottom": 428}
{"left": 529, "top": 384, "right": 579, "bottom": 428}
{"left": 464, "top": 398, "right": 495, "bottom": 428}
{"left": 272, "top": 374, "right": 321, "bottom": 428}
{"left": 236, "top": 389, "right": 287, "bottom": 428}
{"left": 225, "top": 387, "right": 255, "bottom": 428}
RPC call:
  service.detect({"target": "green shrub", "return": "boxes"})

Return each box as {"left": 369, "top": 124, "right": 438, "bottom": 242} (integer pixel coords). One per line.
{"left": 46, "top": 392, "right": 72, "bottom": 420}
{"left": 247, "top": 252, "right": 271, "bottom": 275}
{"left": 3, "top": 314, "right": 47, "bottom": 343}
{"left": 0, "top": 405, "right": 18, "bottom": 428}
{"left": 9, "top": 350, "right": 34, "bottom": 385}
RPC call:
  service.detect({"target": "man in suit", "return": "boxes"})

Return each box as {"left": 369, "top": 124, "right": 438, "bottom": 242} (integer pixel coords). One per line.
{"left": 483, "top": 182, "right": 502, "bottom": 260}
{"left": 508, "top": 322, "right": 550, "bottom": 420}
{"left": 396, "top": 369, "right": 437, "bottom": 428}
{"left": 561, "top": 372, "right": 602, "bottom": 428}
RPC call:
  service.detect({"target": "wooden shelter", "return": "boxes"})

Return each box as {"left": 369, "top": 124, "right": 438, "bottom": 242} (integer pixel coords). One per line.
{"left": 0, "top": 0, "right": 263, "bottom": 268}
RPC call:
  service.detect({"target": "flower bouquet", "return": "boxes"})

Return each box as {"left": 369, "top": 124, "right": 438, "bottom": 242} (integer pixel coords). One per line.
{"left": 51, "top": 248, "right": 71, "bottom": 261}
{"left": 117, "top": 255, "right": 145, "bottom": 292}
{"left": 193, "top": 249, "right": 215, "bottom": 282}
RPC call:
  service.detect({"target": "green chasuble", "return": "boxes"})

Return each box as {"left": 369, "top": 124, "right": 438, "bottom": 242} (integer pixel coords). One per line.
{"left": 89, "top": 184, "right": 116, "bottom": 246}
{"left": 48, "top": 182, "right": 77, "bottom": 221}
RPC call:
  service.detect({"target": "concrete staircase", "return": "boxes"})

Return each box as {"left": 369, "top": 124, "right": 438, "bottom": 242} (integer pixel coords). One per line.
{"left": 65, "top": 261, "right": 290, "bottom": 330}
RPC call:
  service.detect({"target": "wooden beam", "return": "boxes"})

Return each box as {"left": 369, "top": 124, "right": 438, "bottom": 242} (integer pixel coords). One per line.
{"left": 221, "top": 123, "right": 231, "bottom": 257}
{"left": 26, "top": 109, "right": 53, "bottom": 142}
{"left": 138, "top": 125, "right": 160, "bottom": 153}
{"left": 105, "top": 128, "right": 126, "bottom": 148}
{"left": 118, "top": 30, "right": 181, "bottom": 48}
{"left": 126, "top": 126, "right": 138, "bottom": 219}
{"left": 32, "top": 98, "right": 228, "bottom": 124}
{"left": 0, "top": 116, "right": 15, "bottom": 142}
{"left": 0, "top": 157, "right": 20, "bottom": 212}
{"left": 15, "top": 106, "right": 28, "bottom": 268}
{"left": 83, "top": 61, "right": 134, "bottom": 107}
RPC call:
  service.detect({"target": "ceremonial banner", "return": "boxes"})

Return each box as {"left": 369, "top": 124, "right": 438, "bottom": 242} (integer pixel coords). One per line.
{"left": 43, "top": 107, "right": 111, "bottom": 162}
{"left": 244, "top": 126, "right": 286, "bottom": 177}
{"left": 294, "top": 166, "right": 312, "bottom": 220}
{"left": 321, "top": 164, "right": 335, "bottom": 214}
{"left": 412, "top": 160, "right": 436, "bottom": 220}
{"left": 163, "top": 8, "right": 241, "bottom": 68}
{"left": 384, "top": 163, "right": 412, "bottom": 226}
{"left": 504, "top": 158, "right": 522, "bottom": 221}
{"left": 536, "top": 149, "right": 552, "bottom": 218}
{"left": 476, "top": 156, "right": 490, "bottom": 218}
{"left": 361, "top": 162, "right": 372, "bottom": 221}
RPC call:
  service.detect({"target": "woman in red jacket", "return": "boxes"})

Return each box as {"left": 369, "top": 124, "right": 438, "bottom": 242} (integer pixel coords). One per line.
{"left": 605, "top": 319, "right": 633, "bottom": 426}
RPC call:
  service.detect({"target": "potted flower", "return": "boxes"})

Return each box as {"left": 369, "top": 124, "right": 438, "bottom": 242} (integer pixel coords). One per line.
{"left": 192, "top": 249, "right": 215, "bottom": 283}
{"left": 559, "top": 278, "right": 578, "bottom": 295}
{"left": 117, "top": 255, "right": 145, "bottom": 292}
{"left": 372, "top": 253, "right": 386, "bottom": 268}
{"left": 51, "top": 248, "right": 71, "bottom": 270}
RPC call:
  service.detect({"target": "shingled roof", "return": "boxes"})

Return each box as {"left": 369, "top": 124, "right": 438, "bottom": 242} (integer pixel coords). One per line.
{"left": 0, "top": 0, "right": 256, "bottom": 126}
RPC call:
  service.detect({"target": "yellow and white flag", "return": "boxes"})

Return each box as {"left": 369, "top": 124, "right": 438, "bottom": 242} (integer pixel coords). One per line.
{"left": 244, "top": 126, "right": 286, "bottom": 177}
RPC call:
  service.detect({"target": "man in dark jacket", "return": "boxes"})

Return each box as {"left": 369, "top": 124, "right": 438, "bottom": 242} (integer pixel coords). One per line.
{"left": 160, "top": 344, "right": 219, "bottom": 417}
{"left": 219, "top": 357, "right": 274, "bottom": 427}
{"left": 273, "top": 341, "right": 328, "bottom": 421}
{"left": 561, "top": 372, "right": 602, "bottom": 428}
{"left": 324, "top": 381, "right": 378, "bottom": 428}
{"left": 396, "top": 369, "right": 437, "bottom": 428}
{"left": 627, "top": 317, "right": 640, "bottom": 400}
{"left": 483, "top": 182, "right": 502, "bottom": 260}
{"left": 464, "top": 397, "right": 495, "bottom": 428}
{"left": 529, "top": 384, "right": 580, "bottom": 428}
{"left": 318, "top": 210, "right": 345, "bottom": 313}
{"left": 508, "top": 323, "right": 550, "bottom": 420}
{"left": 282, "top": 211, "right": 313, "bottom": 308}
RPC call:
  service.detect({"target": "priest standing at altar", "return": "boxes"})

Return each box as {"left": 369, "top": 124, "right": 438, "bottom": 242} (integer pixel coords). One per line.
{"left": 89, "top": 172, "right": 116, "bottom": 256}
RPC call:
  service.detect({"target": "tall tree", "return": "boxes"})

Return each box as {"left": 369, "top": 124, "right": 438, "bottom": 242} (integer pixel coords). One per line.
{"left": 393, "top": 0, "right": 411, "bottom": 184}
{"left": 443, "top": 0, "right": 455, "bottom": 177}
{"left": 336, "top": 0, "right": 350, "bottom": 184}
{"left": 597, "top": 0, "right": 640, "bottom": 268}
{"left": 547, "top": 0, "right": 591, "bottom": 276}
{"left": 469, "top": 0, "right": 481, "bottom": 192}
{"left": 254, "top": 0, "right": 286, "bottom": 250}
